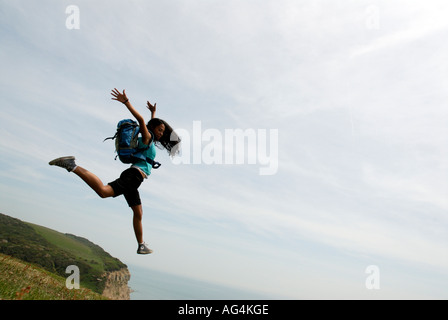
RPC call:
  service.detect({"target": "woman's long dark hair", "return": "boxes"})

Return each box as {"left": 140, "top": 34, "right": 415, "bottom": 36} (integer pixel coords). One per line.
{"left": 147, "top": 118, "right": 181, "bottom": 157}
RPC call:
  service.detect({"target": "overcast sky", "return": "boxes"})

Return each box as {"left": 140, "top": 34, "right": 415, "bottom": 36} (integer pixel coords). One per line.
{"left": 0, "top": 0, "right": 447, "bottom": 299}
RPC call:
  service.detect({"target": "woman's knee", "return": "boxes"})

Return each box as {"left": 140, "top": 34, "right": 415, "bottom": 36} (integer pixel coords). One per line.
{"left": 131, "top": 205, "right": 143, "bottom": 219}
{"left": 97, "top": 185, "right": 115, "bottom": 198}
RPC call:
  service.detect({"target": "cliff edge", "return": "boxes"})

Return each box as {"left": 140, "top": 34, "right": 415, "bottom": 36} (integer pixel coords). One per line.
{"left": 102, "top": 267, "right": 132, "bottom": 300}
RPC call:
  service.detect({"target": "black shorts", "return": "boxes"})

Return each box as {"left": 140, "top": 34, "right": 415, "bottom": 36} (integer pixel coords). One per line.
{"left": 108, "top": 167, "right": 144, "bottom": 207}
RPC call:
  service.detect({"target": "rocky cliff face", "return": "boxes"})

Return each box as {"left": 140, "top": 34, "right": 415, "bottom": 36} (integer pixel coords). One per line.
{"left": 102, "top": 268, "right": 131, "bottom": 300}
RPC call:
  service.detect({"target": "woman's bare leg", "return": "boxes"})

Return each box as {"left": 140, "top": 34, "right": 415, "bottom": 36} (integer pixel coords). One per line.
{"left": 49, "top": 157, "right": 115, "bottom": 199}
{"left": 132, "top": 205, "right": 152, "bottom": 254}
{"left": 131, "top": 204, "right": 144, "bottom": 244}
{"left": 72, "top": 166, "right": 115, "bottom": 198}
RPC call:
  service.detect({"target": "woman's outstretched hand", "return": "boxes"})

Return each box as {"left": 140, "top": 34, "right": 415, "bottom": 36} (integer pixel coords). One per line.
{"left": 111, "top": 88, "right": 128, "bottom": 104}
{"left": 146, "top": 100, "right": 156, "bottom": 113}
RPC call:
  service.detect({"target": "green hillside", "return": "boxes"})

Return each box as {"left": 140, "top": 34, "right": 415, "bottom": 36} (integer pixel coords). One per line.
{"left": 0, "top": 213, "right": 126, "bottom": 294}
{"left": 0, "top": 253, "right": 107, "bottom": 300}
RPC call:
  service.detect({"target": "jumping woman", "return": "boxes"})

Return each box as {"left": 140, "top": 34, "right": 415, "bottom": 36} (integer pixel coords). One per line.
{"left": 49, "top": 88, "right": 180, "bottom": 254}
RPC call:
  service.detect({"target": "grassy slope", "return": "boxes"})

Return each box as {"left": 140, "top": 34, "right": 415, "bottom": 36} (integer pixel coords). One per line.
{"left": 28, "top": 223, "right": 105, "bottom": 273}
{"left": 0, "top": 253, "right": 107, "bottom": 300}
{"left": 0, "top": 213, "right": 126, "bottom": 294}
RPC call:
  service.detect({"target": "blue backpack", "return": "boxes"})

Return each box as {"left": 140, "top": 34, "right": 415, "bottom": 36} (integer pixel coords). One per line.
{"left": 104, "top": 119, "right": 161, "bottom": 169}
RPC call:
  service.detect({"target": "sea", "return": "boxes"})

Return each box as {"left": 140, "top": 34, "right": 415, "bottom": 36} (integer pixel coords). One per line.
{"left": 127, "top": 264, "right": 272, "bottom": 300}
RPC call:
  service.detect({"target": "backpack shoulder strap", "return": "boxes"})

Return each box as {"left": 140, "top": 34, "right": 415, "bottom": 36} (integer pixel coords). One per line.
{"left": 145, "top": 130, "right": 160, "bottom": 168}
{"left": 146, "top": 157, "right": 161, "bottom": 169}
